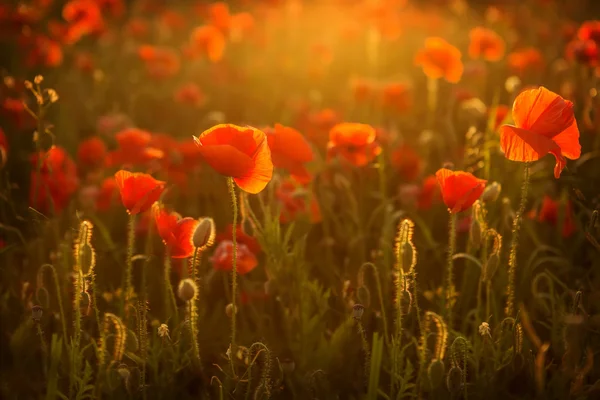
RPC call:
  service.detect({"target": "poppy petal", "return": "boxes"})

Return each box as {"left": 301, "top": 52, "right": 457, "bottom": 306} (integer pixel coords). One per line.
{"left": 513, "top": 87, "right": 575, "bottom": 137}
{"left": 273, "top": 124, "right": 314, "bottom": 163}
{"left": 171, "top": 218, "right": 200, "bottom": 258}
{"left": 195, "top": 144, "right": 253, "bottom": 177}
{"left": 500, "top": 125, "right": 560, "bottom": 163}
{"left": 551, "top": 119, "right": 581, "bottom": 160}
{"left": 234, "top": 136, "right": 273, "bottom": 194}
{"left": 288, "top": 163, "right": 312, "bottom": 185}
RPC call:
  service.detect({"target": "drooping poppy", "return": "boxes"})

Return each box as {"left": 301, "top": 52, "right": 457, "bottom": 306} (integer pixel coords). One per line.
{"left": 114, "top": 170, "right": 165, "bottom": 215}
{"left": 152, "top": 203, "right": 199, "bottom": 258}
{"left": 435, "top": 168, "right": 486, "bottom": 213}
{"left": 468, "top": 27, "right": 505, "bottom": 62}
{"left": 327, "top": 123, "right": 381, "bottom": 167}
{"left": 414, "top": 37, "right": 464, "bottom": 83}
{"left": 391, "top": 144, "right": 422, "bottom": 181}
{"left": 275, "top": 179, "right": 321, "bottom": 224}
{"left": 215, "top": 224, "right": 261, "bottom": 255}
{"left": 499, "top": 86, "right": 581, "bottom": 178}
{"left": 265, "top": 124, "right": 314, "bottom": 184}
{"left": 193, "top": 124, "right": 273, "bottom": 194}
{"left": 529, "top": 195, "right": 576, "bottom": 238}
{"left": 211, "top": 240, "right": 258, "bottom": 275}
{"left": 77, "top": 136, "right": 106, "bottom": 170}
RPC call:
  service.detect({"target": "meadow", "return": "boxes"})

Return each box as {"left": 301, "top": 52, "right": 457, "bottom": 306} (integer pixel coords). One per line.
{"left": 0, "top": 0, "right": 599, "bottom": 399}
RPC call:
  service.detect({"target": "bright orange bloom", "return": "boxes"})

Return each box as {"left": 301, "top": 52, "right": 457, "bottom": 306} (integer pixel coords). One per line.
{"left": 137, "top": 45, "right": 180, "bottom": 79}
{"left": 114, "top": 170, "right": 166, "bottom": 215}
{"left": 211, "top": 240, "right": 257, "bottom": 275}
{"left": 215, "top": 224, "right": 261, "bottom": 255}
{"left": 327, "top": 123, "right": 381, "bottom": 167}
{"left": 229, "top": 12, "right": 255, "bottom": 42}
{"left": 350, "top": 77, "right": 376, "bottom": 103}
{"left": 265, "top": 124, "right": 314, "bottom": 184}
{"left": 62, "top": 0, "right": 104, "bottom": 44}
{"left": 275, "top": 179, "right": 321, "bottom": 224}
{"left": 193, "top": 124, "right": 273, "bottom": 194}
{"left": 108, "top": 128, "right": 164, "bottom": 167}
{"left": 381, "top": 82, "right": 412, "bottom": 113}
{"left": 152, "top": 203, "right": 199, "bottom": 258}
{"left": 435, "top": 168, "right": 486, "bottom": 213}
{"left": 414, "top": 37, "right": 463, "bottom": 83}
{"left": 77, "top": 136, "right": 106, "bottom": 170}
{"left": 174, "top": 83, "right": 206, "bottom": 107}
{"left": 208, "top": 1, "right": 231, "bottom": 32}
{"left": 530, "top": 195, "right": 576, "bottom": 238}
{"left": 507, "top": 48, "right": 544, "bottom": 75}
{"left": 468, "top": 27, "right": 505, "bottom": 62}
{"left": 190, "top": 25, "right": 226, "bottom": 63}
{"left": 499, "top": 87, "right": 581, "bottom": 178}
{"left": 417, "top": 175, "right": 440, "bottom": 210}
{"left": 391, "top": 144, "right": 422, "bottom": 181}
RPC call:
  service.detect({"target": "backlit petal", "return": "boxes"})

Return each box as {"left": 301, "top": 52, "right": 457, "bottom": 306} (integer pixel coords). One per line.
{"left": 195, "top": 144, "right": 253, "bottom": 177}
{"left": 512, "top": 87, "right": 574, "bottom": 137}
{"left": 551, "top": 119, "right": 581, "bottom": 160}
{"left": 500, "top": 125, "right": 560, "bottom": 162}
{"left": 234, "top": 135, "right": 273, "bottom": 194}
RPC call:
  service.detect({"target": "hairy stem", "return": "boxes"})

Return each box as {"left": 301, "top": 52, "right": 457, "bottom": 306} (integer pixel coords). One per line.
{"left": 121, "top": 214, "right": 136, "bottom": 317}
{"left": 445, "top": 213, "right": 457, "bottom": 326}
{"left": 227, "top": 177, "right": 239, "bottom": 377}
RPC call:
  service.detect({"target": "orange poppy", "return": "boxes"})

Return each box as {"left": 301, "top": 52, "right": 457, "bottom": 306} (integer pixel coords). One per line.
{"left": 62, "top": 0, "right": 104, "bottom": 44}
{"left": 265, "top": 124, "right": 314, "bottom": 184}
{"left": 114, "top": 170, "right": 166, "bottom": 215}
{"left": 468, "top": 27, "right": 505, "bottom": 62}
{"left": 435, "top": 168, "right": 486, "bottom": 213}
{"left": 578, "top": 20, "right": 600, "bottom": 43}
{"left": 327, "top": 123, "right": 382, "bottom": 167}
{"left": 137, "top": 45, "right": 180, "bottom": 79}
{"left": 96, "top": 177, "right": 118, "bottom": 212}
{"left": 381, "top": 82, "right": 412, "bottom": 113}
{"left": 190, "top": 25, "right": 226, "bottom": 63}
{"left": 489, "top": 104, "right": 510, "bottom": 130}
{"left": 529, "top": 195, "right": 576, "bottom": 238}
{"left": 77, "top": 136, "right": 106, "bottom": 170}
{"left": 275, "top": 179, "right": 321, "bottom": 224}
{"left": 193, "top": 124, "right": 273, "bottom": 194}
{"left": 215, "top": 224, "right": 261, "bottom": 255}
{"left": 108, "top": 128, "right": 164, "bottom": 167}
{"left": 350, "top": 77, "right": 376, "bottom": 103}
{"left": 507, "top": 48, "right": 544, "bottom": 75}
{"left": 174, "top": 82, "right": 206, "bottom": 107}
{"left": 499, "top": 87, "right": 581, "bottom": 178}
{"left": 417, "top": 175, "right": 440, "bottom": 210}
{"left": 211, "top": 240, "right": 257, "bottom": 275}
{"left": 391, "top": 144, "right": 422, "bottom": 181}
{"left": 152, "top": 203, "right": 199, "bottom": 258}
{"left": 565, "top": 39, "right": 599, "bottom": 66}
{"left": 414, "top": 37, "right": 464, "bottom": 83}
{"left": 304, "top": 108, "right": 340, "bottom": 147}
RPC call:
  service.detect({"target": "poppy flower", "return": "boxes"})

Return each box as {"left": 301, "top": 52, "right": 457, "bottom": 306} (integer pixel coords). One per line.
{"left": 137, "top": 45, "right": 180, "bottom": 80}
{"left": 275, "top": 179, "right": 321, "bottom": 224}
{"left": 114, "top": 170, "right": 165, "bottom": 215}
{"left": 414, "top": 37, "right": 464, "bottom": 83}
{"left": 108, "top": 128, "right": 164, "bottom": 167}
{"left": 229, "top": 12, "right": 255, "bottom": 42}
{"left": 350, "top": 77, "right": 376, "bottom": 103}
{"left": 174, "top": 83, "right": 205, "bottom": 107}
{"left": 489, "top": 105, "right": 510, "bottom": 130}
{"left": 62, "top": 0, "right": 104, "bottom": 44}
{"left": 215, "top": 224, "right": 261, "bottom": 255}
{"left": 211, "top": 240, "right": 258, "bottom": 275}
{"left": 435, "top": 168, "right": 486, "bottom": 213}
{"left": 381, "top": 82, "right": 412, "bottom": 113}
{"left": 468, "top": 27, "right": 505, "bottom": 62}
{"left": 96, "top": 177, "right": 118, "bottom": 212}
{"left": 152, "top": 203, "right": 199, "bottom": 258}
{"left": 499, "top": 87, "right": 581, "bottom": 178}
{"left": 565, "top": 39, "right": 599, "bottom": 66}
{"left": 193, "top": 124, "right": 273, "bottom": 194}
{"left": 304, "top": 108, "right": 340, "bottom": 147}
{"left": 327, "top": 123, "right": 381, "bottom": 167}
{"left": 391, "top": 144, "right": 422, "bottom": 181}
{"left": 417, "top": 175, "right": 440, "bottom": 210}
{"left": 507, "top": 48, "right": 544, "bottom": 75}
{"left": 530, "top": 195, "right": 576, "bottom": 238}
{"left": 578, "top": 20, "right": 600, "bottom": 43}
{"left": 190, "top": 25, "right": 226, "bottom": 63}
{"left": 265, "top": 124, "right": 314, "bottom": 184}
{"left": 77, "top": 136, "right": 106, "bottom": 170}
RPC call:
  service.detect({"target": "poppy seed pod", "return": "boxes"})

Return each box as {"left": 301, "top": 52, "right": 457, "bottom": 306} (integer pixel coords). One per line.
{"left": 177, "top": 278, "right": 197, "bottom": 302}
{"left": 192, "top": 217, "right": 215, "bottom": 250}
{"left": 427, "top": 359, "right": 446, "bottom": 390}
{"left": 31, "top": 305, "right": 43, "bottom": 322}
{"left": 352, "top": 304, "right": 365, "bottom": 320}
{"left": 482, "top": 182, "right": 502, "bottom": 203}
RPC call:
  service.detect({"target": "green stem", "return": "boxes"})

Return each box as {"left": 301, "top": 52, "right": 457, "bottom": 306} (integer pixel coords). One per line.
{"left": 32, "top": 101, "right": 44, "bottom": 210}
{"left": 445, "top": 213, "right": 457, "bottom": 327}
{"left": 140, "top": 225, "right": 153, "bottom": 400}
{"left": 121, "top": 214, "right": 136, "bottom": 317}
{"left": 505, "top": 163, "right": 530, "bottom": 318}
{"left": 227, "top": 177, "right": 238, "bottom": 378}
{"left": 164, "top": 253, "right": 178, "bottom": 326}
{"left": 427, "top": 77, "right": 438, "bottom": 130}
{"left": 36, "top": 323, "right": 48, "bottom": 374}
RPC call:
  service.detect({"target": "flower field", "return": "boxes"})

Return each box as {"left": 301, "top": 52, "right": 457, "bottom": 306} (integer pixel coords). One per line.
{"left": 1, "top": 0, "right": 600, "bottom": 399}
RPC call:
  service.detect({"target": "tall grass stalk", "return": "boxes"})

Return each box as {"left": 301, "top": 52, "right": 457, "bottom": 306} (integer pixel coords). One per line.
{"left": 121, "top": 214, "right": 136, "bottom": 317}
{"left": 445, "top": 213, "right": 457, "bottom": 326}
{"left": 227, "top": 177, "right": 239, "bottom": 377}
{"left": 505, "top": 163, "right": 530, "bottom": 317}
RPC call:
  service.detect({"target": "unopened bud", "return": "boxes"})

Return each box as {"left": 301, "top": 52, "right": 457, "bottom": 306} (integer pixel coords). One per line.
{"left": 34, "top": 75, "right": 43, "bottom": 85}
{"left": 31, "top": 305, "right": 43, "bottom": 322}
{"left": 482, "top": 182, "right": 501, "bottom": 203}
{"left": 427, "top": 359, "right": 446, "bottom": 390}
{"left": 24, "top": 80, "right": 33, "bottom": 90}
{"left": 46, "top": 89, "right": 59, "bottom": 103}
{"left": 192, "top": 217, "right": 215, "bottom": 250}
{"left": 357, "top": 286, "right": 371, "bottom": 308}
{"left": 117, "top": 364, "right": 130, "bottom": 380}
{"left": 469, "top": 217, "right": 482, "bottom": 249}
{"left": 352, "top": 303, "right": 365, "bottom": 320}
{"left": 483, "top": 252, "right": 499, "bottom": 282}
{"left": 225, "top": 303, "right": 236, "bottom": 318}
{"left": 177, "top": 278, "right": 197, "bottom": 302}
{"left": 446, "top": 366, "right": 462, "bottom": 394}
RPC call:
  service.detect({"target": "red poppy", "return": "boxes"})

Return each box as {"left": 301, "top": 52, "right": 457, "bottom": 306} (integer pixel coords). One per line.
{"left": 30, "top": 147, "right": 79, "bottom": 214}
{"left": 414, "top": 37, "right": 464, "bottom": 83}
{"left": 77, "top": 136, "right": 106, "bottom": 170}
{"left": 174, "top": 83, "right": 206, "bottom": 107}
{"left": 381, "top": 82, "right": 412, "bottom": 113}
{"left": 215, "top": 224, "right": 261, "bottom": 255}
{"left": 193, "top": 124, "right": 273, "bottom": 194}
{"left": 275, "top": 179, "right": 321, "bottom": 224}
{"left": 499, "top": 87, "right": 581, "bottom": 178}
{"left": 190, "top": 25, "right": 226, "bottom": 63}
{"left": 152, "top": 203, "right": 199, "bottom": 258}
{"left": 137, "top": 45, "right": 180, "bottom": 80}
{"left": 211, "top": 240, "right": 258, "bottom": 275}
{"left": 468, "top": 27, "right": 505, "bottom": 62}
{"left": 578, "top": 20, "right": 600, "bottom": 43}
{"left": 96, "top": 177, "right": 118, "bottom": 212}
{"left": 530, "top": 195, "right": 576, "bottom": 238}
{"left": 62, "top": 0, "right": 104, "bottom": 44}
{"left": 435, "top": 168, "right": 486, "bottom": 213}
{"left": 490, "top": 105, "right": 510, "bottom": 130}
{"left": 507, "top": 48, "right": 544, "bottom": 75}
{"left": 114, "top": 170, "right": 166, "bottom": 215}
{"left": 391, "top": 144, "right": 422, "bottom": 181}
{"left": 350, "top": 77, "right": 376, "bottom": 103}
{"left": 265, "top": 124, "right": 314, "bottom": 184}
{"left": 304, "top": 108, "right": 340, "bottom": 147}
{"left": 327, "top": 123, "right": 382, "bottom": 167}
{"left": 108, "top": 128, "right": 164, "bottom": 167}
{"left": 417, "top": 175, "right": 440, "bottom": 210}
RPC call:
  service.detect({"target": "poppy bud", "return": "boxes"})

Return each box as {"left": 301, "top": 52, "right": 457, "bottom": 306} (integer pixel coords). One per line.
{"left": 427, "top": 359, "right": 446, "bottom": 390}
{"left": 177, "top": 278, "right": 197, "bottom": 302}
{"left": 482, "top": 182, "right": 502, "bottom": 203}
{"left": 225, "top": 303, "right": 236, "bottom": 318}
{"left": 31, "top": 305, "right": 43, "bottom": 322}
{"left": 192, "top": 217, "right": 215, "bottom": 250}
{"left": 357, "top": 286, "right": 371, "bottom": 308}
{"left": 352, "top": 304, "right": 365, "bottom": 320}
{"left": 117, "top": 364, "right": 130, "bottom": 381}
{"left": 469, "top": 216, "right": 482, "bottom": 249}
{"left": 446, "top": 366, "right": 462, "bottom": 394}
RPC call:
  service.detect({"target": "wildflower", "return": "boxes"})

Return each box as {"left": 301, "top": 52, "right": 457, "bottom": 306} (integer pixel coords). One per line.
{"left": 114, "top": 170, "right": 165, "bottom": 215}
{"left": 275, "top": 179, "right": 321, "bottom": 224}
{"left": 499, "top": 86, "right": 581, "bottom": 178}
{"left": 414, "top": 37, "right": 464, "bottom": 83}
{"left": 215, "top": 225, "right": 261, "bottom": 255}
{"left": 193, "top": 124, "right": 273, "bottom": 194}
{"left": 381, "top": 82, "right": 412, "bottom": 114}
{"left": 137, "top": 45, "right": 180, "bottom": 80}
{"left": 96, "top": 177, "right": 118, "bottom": 212}
{"left": 507, "top": 48, "right": 544, "bottom": 75}
{"left": 174, "top": 83, "right": 205, "bottom": 107}
{"left": 152, "top": 203, "right": 199, "bottom": 258}
{"left": 529, "top": 195, "right": 576, "bottom": 238}
{"left": 435, "top": 168, "right": 487, "bottom": 213}
{"left": 30, "top": 147, "right": 79, "bottom": 214}
{"left": 77, "top": 136, "right": 106, "bottom": 171}
{"left": 327, "top": 123, "right": 382, "bottom": 167}
{"left": 417, "top": 175, "right": 441, "bottom": 210}
{"left": 391, "top": 144, "right": 422, "bottom": 181}
{"left": 108, "top": 128, "right": 164, "bottom": 167}
{"left": 157, "top": 323, "right": 170, "bottom": 339}
{"left": 265, "top": 124, "right": 314, "bottom": 185}
{"left": 62, "top": 0, "right": 104, "bottom": 44}
{"left": 189, "top": 25, "right": 226, "bottom": 62}
{"left": 211, "top": 240, "right": 258, "bottom": 275}
{"left": 468, "top": 27, "right": 505, "bottom": 62}
{"left": 478, "top": 321, "right": 491, "bottom": 338}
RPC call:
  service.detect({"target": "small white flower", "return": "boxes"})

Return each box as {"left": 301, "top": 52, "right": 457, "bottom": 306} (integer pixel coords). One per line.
{"left": 158, "top": 323, "right": 170, "bottom": 339}
{"left": 479, "top": 322, "right": 491, "bottom": 338}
